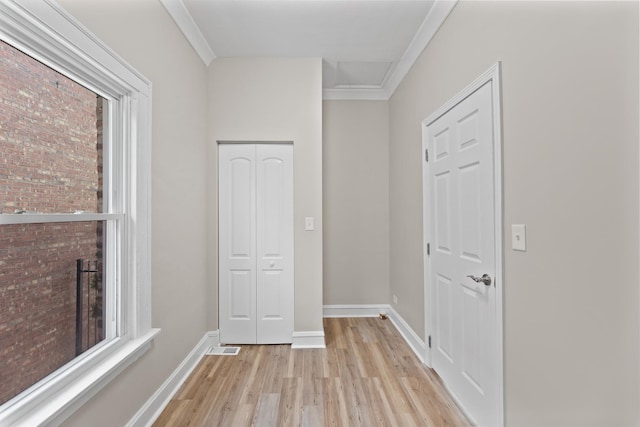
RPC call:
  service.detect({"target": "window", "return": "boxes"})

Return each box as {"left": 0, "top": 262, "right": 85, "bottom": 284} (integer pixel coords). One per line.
{"left": 0, "top": 41, "right": 109, "bottom": 406}
{"left": 0, "top": 1, "right": 156, "bottom": 425}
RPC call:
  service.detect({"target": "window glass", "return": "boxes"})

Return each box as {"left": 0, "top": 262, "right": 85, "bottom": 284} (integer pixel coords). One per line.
{"left": 0, "top": 221, "right": 106, "bottom": 405}
{"left": 0, "top": 39, "right": 109, "bottom": 406}
{"left": 0, "top": 40, "right": 105, "bottom": 215}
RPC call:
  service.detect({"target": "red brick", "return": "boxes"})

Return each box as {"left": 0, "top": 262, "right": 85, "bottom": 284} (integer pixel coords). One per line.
{"left": 0, "top": 40, "right": 105, "bottom": 404}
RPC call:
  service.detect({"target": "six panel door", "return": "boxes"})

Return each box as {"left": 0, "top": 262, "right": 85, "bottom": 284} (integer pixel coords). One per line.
{"left": 427, "top": 82, "right": 499, "bottom": 426}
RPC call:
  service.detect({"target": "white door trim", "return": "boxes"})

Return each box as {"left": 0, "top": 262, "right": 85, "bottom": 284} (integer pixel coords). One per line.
{"left": 421, "top": 62, "right": 504, "bottom": 426}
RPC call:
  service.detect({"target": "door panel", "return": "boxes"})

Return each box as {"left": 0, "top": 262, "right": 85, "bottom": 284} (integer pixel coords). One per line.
{"left": 229, "top": 270, "right": 252, "bottom": 319}
{"left": 257, "top": 144, "right": 294, "bottom": 344}
{"left": 435, "top": 171, "right": 452, "bottom": 253}
{"left": 230, "top": 159, "right": 253, "bottom": 257}
{"left": 219, "top": 144, "right": 256, "bottom": 344}
{"left": 462, "top": 287, "right": 482, "bottom": 392}
{"left": 459, "top": 162, "right": 482, "bottom": 262}
{"left": 436, "top": 273, "right": 454, "bottom": 362}
{"left": 428, "top": 81, "right": 498, "bottom": 426}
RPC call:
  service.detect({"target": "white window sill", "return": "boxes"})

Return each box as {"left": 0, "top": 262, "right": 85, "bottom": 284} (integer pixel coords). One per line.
{"left": 0, "top": 329, "right": 161, "bottom": 427}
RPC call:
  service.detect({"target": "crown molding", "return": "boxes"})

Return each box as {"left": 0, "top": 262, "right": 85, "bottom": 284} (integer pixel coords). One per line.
{"left": 382, "top": 0, "right": 458, "bottom": 99}
{"left": 323, "top": 87, "right": 390, "bottom": 101}
{"left": 161, "top": 0, "right": 458, "bottom": 100}
{"left": 159, "top": 0, "right": 215, "bottom": 66}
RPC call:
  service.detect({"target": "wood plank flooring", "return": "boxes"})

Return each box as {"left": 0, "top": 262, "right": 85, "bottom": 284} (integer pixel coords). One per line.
{"left": 153, "top": 317, "right": 470, "bottom": 427}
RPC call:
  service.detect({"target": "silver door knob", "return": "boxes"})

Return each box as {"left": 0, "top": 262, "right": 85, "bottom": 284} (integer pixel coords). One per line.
{"left": 467, "top": 274, "right": 492, "bottom": 286}
{"left": 269, "top": 261, "right": 275, "bottom": 268}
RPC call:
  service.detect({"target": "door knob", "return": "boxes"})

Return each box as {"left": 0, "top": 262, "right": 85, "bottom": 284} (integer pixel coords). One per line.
{"left": 269, "top": 261, "right": 275, "bottom": 268}
{"left": 467, "top": 274, "right": 492, "bottom": 286}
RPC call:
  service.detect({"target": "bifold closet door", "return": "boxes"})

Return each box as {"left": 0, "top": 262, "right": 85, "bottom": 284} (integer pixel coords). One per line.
{"left": 218, "top": 143, "right": 293, "bottom": 344}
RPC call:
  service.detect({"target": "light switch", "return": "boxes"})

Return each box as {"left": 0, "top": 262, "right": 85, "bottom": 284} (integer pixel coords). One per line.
{"left": 305, "top": 217, "right": 314, "bottom": 231}
{"left": 511, "top": 224, "right": 526, "bottom": 251}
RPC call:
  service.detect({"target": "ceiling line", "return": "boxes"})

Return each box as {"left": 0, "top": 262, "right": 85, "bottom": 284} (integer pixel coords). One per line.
{"left": 383, "top": 0, "right": 458, "bottom": 98}
{"left": 160, "top": 0, "right": 458, "bottom": 101}
{"left": 160, "top": 0, "right": 215, "bottom": 65}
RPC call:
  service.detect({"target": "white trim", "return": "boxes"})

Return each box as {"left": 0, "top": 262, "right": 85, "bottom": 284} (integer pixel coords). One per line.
{"left": 0, "top": 213, "right": 123, "bottom": 225}
{"left": 421, "top": 62, "right": 504, "bottom": 426}
{"left": 207, "top": 330, "right": 220, "bottom": 347}
{"left": 322, "top": 88, "right": 389, "bottom": 101}
{"left": 421, "top": 119, "right": 433, "bottom": 368}
{"left": 0, "top": 1, "right": 149, "bottom": 95}
{"left": 0, "top": 329, "right": 159, "bottom": 427}
{"left": 291, "top": 331, "right": 326, "bottom": 349}
{"left": 492, "top": 63, "right": 505, "bottom": 427}
{"left": 126, "top": 331, "right": 219, "bottom": 427}
{"left": 159, "top": 0, "right": 215, "bottom": 65}
{"left": 388, "top": 307, "right": 426, "bottom": 364}
{"left": 384, "top": 0, "right": 458, "bottom": 99}
{"left": 323, "top": 304, "right": 389, "bottom": 318}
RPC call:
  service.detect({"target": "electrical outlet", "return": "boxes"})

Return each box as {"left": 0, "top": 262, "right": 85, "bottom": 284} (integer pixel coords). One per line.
{"left": 304, "top": 217, "right": 314, "bottom": 231}
{"left": 393, "top": 295, "right": 398, "bottom": 305}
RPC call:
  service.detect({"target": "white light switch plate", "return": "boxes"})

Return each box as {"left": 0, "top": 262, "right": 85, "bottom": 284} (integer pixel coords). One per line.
{"left": 304, "top": 217, "right": 314, "bottom": 231}
{"left": 511, "top": 224, "right": 526, "bottom": 251}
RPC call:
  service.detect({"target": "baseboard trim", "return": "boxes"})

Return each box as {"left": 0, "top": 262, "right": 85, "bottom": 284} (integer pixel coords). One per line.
{"left": 388, "top": 307, "right": 426, "bottom": 364}
{"left": 291, "top": 331, "right": 326, "bottom": 349}
{"left": 322, "top": 304, "right": 389, "bottom": 318}
{"left": 126, "top": 330, "right": 219, "bottom": 427}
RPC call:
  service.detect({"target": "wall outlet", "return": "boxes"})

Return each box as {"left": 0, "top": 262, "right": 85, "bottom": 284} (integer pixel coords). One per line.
{"left": 393, "top": 295, "right": 398, "bottom": 305}
{"left": 304, "top": 216, "right": 314, "bottom": 231}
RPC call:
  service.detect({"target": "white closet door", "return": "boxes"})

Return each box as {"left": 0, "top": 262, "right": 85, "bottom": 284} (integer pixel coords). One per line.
{"left": 256, "top": 144, "right": 293, "bottom": 344}
{"left": 219, "top": 143, "right": 293, "bottom": 344}
{"left": 219, "top": 144, "right": 257, "bottom": 344}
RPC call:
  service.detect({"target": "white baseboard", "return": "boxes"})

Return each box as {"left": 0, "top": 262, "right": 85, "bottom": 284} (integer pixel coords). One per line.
{"left": 322, "top": 304, "right": 389, "bottom": 318}
{"left": 388, "top": 307, "right": 426, "bottom": 364}
{"left": 291, "top": 331, "right": 326, "bottom": 349}
{"left": 126, "top": 330, "right": 219, "bottom": 427}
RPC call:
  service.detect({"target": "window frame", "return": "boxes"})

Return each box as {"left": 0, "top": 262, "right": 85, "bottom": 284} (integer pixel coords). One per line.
{"left": 0, "top": 1, "right": 157, "bottom": 425}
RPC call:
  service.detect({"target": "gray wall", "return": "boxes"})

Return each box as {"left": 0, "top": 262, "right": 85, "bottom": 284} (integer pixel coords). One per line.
{"left": 389, "top": 1, "right": 639, "bottom": 425}
{"left": 48, "top": 0, "right": 640, "bottom": 425}
{"left": 208, "top": 57, "right": 324, "bottom": 334}
{"left": 58, "top": 0, "right": 210, "bottom": 425}
{"left": 323, "top": 100, "right": 390, "bottom": 305}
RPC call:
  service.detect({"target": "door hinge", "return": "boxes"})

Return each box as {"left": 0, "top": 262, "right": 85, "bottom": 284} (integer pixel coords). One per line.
{"left": 425, "top": 149, "right": 429, "bottom": 162}
{"left": 427, "top": 243, "right": 430, "bottom": 256}
{"left": 428, "top": 335, "right": 432, "bottom": 348}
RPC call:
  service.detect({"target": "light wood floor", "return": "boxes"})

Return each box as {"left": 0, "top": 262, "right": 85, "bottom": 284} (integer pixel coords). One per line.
{"left": 154, "top": 317, "right": 470, "bottom": 426}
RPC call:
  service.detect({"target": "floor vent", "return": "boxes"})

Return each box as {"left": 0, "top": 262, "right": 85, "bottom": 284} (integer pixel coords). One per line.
{"left": 206, "top": 346, "right": 241, "bottom": 356}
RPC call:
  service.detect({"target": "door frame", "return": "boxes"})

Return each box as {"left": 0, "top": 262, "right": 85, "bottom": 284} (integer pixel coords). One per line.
{"left": 421, "top": 62, "right": 504, "bottom": 425}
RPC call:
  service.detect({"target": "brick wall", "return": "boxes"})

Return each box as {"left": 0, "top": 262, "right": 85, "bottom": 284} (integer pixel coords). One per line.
{"left": 0, "top": 40, "right": 104, "bottom": 405}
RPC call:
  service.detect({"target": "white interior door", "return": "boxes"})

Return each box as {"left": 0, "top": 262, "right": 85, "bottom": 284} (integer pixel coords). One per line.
{"left": 219, "top": 143, "right": 294, "bottom": 344}
{"left": 256, "top": 145, "right": 294, "bottom": 344}
{"left": 426, "top": 80, "right": 500, "bottom": 426}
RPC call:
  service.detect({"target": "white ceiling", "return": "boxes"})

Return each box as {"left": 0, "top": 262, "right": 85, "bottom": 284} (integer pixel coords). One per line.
{"left": 160, "top": 0, "right": 457, "bottom": 100}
